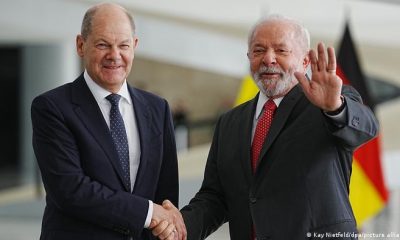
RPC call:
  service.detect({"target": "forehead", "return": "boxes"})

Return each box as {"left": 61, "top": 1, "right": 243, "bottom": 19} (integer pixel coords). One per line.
{"left": 251, "top": 21, "right": 297, "bottom": 47}
{"left": 90, "top": 8, "right": 133, "bottom": 39}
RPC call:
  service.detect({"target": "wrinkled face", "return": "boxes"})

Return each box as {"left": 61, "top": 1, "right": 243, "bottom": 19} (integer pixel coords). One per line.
{"left": 247, "top": 21, "right": 309, "bottom": 98}
{"left": 76, "top": 7, "right": 138, "bottom": 93}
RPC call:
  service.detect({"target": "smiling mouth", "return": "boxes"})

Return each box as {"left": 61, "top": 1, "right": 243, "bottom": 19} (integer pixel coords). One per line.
{"left": 260, "top": 72, "right": 281, "bottom": 78}
{"left": 103, "top": 66, "right": 121, "bottom": 69}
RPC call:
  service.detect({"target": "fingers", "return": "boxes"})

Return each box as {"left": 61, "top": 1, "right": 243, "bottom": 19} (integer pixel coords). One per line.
{"left": 151, "top": 201, "right": 187, "bottom": 240}
{"left": 149, "top": 219, "right": 158, "bottom": 229}
{"left": 312, "top": 42, "right": 336, "bottom": 74}
{"left": 309, "top": 49, "right": 318, "bottom": 73}
{"left": 159, "top": 221, "right": 176, "bottom": 240}
{"left": 167, "top": 229, "right": 178, "bottom": 240}
{"left": 163, "top": 200, "right": 187, "bottom": 240}
{"left": 166, "top": 227, "right": 179, "bottom": 240}
{"left": 326, "top": 46, "right": 337, "bottom": 74}
{"left": 297, "top": 43, "right": 343, "bottom": 111}
{"left": 175, "top": 215, "right": 187, "bottom": 240}
{"left": 152, "top": 220, "right": 169, "bottom": 236}
{"left": 317, "top": 42, "right": 327, "bottom": 72}
{"left": 151, "top": 220, "right": 177, "bottom": 240}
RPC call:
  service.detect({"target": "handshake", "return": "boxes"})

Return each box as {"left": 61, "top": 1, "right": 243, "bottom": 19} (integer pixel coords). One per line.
{"left": 150, "top": 200, "right": 187, "bottom": 240}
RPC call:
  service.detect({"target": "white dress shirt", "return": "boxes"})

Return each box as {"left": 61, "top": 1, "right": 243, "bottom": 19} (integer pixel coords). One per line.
{"left": 251, "top": 93, "right": 283, "bottom": 142}
{"left": 84, "top": 71, "right": 153, "bottom": 228}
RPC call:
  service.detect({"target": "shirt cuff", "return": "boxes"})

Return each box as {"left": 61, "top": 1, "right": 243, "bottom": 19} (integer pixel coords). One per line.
{"left": 324, "top": 105, "right": 347, "bottom": 121}
{"left": 323, "top": 95, "right": 346, "bottom": 120}
{"left": 144, "top": 200, "right": 153, "bottom": 228}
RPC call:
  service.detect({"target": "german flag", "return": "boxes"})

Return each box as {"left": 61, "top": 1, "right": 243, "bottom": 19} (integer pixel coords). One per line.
{"left": 337, "top": 22, "right": 389, "bottom": 227}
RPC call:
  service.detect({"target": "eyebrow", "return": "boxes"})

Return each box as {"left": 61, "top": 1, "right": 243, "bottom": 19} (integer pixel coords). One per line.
{"left": 94, "top": 38, "right": 132, "bottom": 44}
{"left": 274, "top": 43, "right": 290, "bottom": 48}
{"left": 252, "top": 43, "right": 265, "bottom": 48}
{"left": 251, "top": 43, "right": 290, "bottom": 49}
{"left": 120, "top": 39, "right": 132, "bottom": 44}
{"left": 94, "top": 38, "right": 109, "bottom": 43}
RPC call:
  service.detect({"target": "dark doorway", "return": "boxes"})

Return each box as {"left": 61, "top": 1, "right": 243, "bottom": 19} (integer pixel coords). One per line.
{"left": 0, "top": 47, "right": 21, "bottom": 189}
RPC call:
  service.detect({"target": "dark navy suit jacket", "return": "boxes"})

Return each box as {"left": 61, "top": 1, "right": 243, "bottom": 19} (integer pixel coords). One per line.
{"left": 32, "top": 74, "right": 179, "bottom": 240}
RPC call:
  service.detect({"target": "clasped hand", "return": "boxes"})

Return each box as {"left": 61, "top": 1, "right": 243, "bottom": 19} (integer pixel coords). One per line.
{"left": 150, "top": 200, "right": 187, "bottom": 240}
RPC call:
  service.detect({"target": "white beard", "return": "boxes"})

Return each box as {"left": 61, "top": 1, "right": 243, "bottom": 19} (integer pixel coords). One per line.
{"left": 253, "top": 65, "right": 298, "bottom": 98}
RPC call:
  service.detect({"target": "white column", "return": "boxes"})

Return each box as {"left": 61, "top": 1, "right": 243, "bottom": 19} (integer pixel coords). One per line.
{"left": 19, "top": 42, "right": 79, "bottom": 185}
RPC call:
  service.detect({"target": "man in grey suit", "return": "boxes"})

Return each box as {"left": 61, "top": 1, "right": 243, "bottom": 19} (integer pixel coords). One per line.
{"left": 31, "top": 3, "right": 185, "bottom": 240}
{"left": 155, "top": 15, "right": 378, "bottom": 240}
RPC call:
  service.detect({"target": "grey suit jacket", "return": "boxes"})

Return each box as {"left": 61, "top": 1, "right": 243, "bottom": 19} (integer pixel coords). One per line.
{"left": 181, "top": 85, "right": 378, "bottom": 240}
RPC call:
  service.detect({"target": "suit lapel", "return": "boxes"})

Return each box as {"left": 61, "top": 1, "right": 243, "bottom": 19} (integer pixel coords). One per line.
{"left": 256, "top": 85, "right": 303, "bottom": 171}
{"left": 239, "top": 96, "right": 259, "bottom": 184}
{"left": 128, "top": 87, "right": 158, "bottom": 193}
{"left": 71, "top": 75, "right": 130, "bottom": 191}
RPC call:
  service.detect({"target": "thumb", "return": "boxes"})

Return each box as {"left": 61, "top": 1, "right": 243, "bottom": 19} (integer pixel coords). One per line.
{"left": 149, "top": 219, "right": 158, "bottom": 229}
{"left": 162, "top": 199, "right": 173, "bottom": 209}
{"left": 294, "top": 71, "right": 310, "bottom": 92}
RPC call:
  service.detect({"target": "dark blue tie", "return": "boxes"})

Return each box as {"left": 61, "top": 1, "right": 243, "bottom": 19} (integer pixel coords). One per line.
{"left": 106, "top": 94, "right": 131, "bottom": 190}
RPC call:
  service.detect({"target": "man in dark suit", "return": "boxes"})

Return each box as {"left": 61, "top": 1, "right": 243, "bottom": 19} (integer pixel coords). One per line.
{"left": 173, "top": 15, "right": 378, "bottom": 240}
{"left": 31, "top": 3, "right": 185, "bottom": 240}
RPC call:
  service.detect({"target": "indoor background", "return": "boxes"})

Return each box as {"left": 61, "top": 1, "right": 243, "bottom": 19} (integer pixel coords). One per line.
{"left": 0, "top": 0, "right": 399, "bottom": 239}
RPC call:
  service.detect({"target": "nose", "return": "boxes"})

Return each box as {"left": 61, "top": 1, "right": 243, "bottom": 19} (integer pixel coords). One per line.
{"left": 107, "top": 46, "right": 121, "bottom": 61}
{"left": 262, "top": 49, "right": 277, "bottom": 66}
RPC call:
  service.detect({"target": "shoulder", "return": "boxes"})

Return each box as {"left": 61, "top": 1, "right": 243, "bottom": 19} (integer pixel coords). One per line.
{"left": 217, "top": 98, "right": 256, "bottom": 125}
{"left": 129, "top": 86, "right": 167, "bottom": 106}
{"left": 32, "top": 75, "right": 85, "bottom": 106}
{"left": 130, "top": 86, "right": 165, "bottom": 104}
{"left": 32, "top": 82, "right": 73, "bottom": 107}
{"left": 128, "top": 86, "right": 171, "bottom": 115}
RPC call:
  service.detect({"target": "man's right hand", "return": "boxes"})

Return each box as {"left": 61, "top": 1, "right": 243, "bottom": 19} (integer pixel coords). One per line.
{"left": 150, "top": 200, "right": 187, "bottom": 240}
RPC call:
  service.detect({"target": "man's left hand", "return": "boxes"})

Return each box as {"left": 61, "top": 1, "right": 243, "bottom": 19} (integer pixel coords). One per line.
{"left": 295, "top": 42, "right": 343, "bottom": 112}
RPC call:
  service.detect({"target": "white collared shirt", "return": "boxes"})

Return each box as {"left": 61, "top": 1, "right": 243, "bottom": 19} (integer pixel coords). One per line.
{"left": 84, "top": 71, "right": 153, "bottom": 228}
{"left": 252, "top": 93, "right": 283, "bottom": 143}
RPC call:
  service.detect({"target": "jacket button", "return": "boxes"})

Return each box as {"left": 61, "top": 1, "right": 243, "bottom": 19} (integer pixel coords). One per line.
{"left": 250, "top": 198, "right": 257, "bottom": 204}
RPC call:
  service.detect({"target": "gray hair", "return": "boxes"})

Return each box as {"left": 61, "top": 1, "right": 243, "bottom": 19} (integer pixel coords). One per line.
{"left": 81, "top": 4, "right": 136, "bottom": 40}
{"left": 247, "top": 14, "right": 310, "bottom": 55}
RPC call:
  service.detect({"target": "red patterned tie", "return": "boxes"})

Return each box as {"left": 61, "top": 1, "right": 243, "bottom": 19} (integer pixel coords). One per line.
{"left": 251, "top": 99, "right": 277, "bottom": 173}
{"left": 251, "top": 99, "right": 277, "bottom": 240}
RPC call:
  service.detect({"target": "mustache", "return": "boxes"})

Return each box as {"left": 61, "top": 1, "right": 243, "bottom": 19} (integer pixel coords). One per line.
{"left": 256, "top": 66, "right": 284, "bottom": 75}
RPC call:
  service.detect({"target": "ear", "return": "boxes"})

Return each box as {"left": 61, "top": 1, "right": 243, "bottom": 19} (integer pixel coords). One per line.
{"left": 302, "top": 52, "right": 310, "bottom": 70}
{"left": 133, "top": 37, "right": 139, "bottom": 50}
{"left": 76, "top": 35, "right": 85, "bottom": 58}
